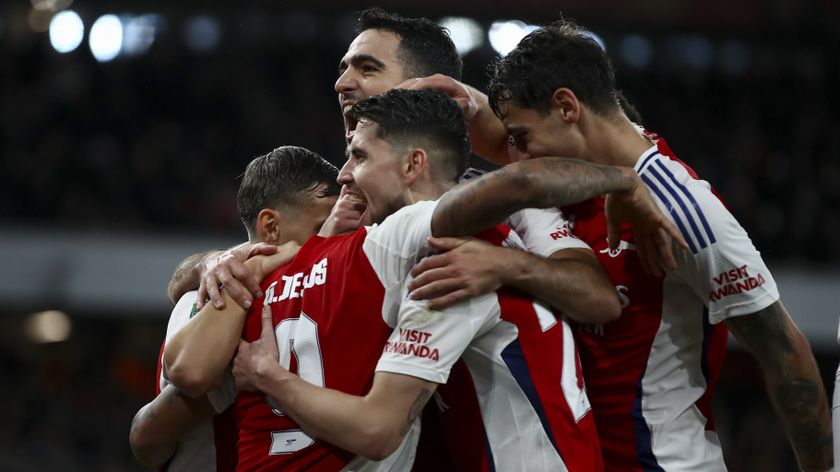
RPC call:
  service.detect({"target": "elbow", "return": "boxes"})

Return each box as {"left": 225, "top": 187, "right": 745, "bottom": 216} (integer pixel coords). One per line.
{"left": 568, "top": 292, "right": 622, "bottom": 325}
{"left": 164, "top": 360, "right": 217, "bottom": 398}
{"left": 356, "top": 425, "right": 403, "bottom": 462}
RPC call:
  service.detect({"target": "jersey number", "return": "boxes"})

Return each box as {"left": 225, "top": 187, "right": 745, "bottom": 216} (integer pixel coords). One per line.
{"left": 266, "top": 313, "right": 324, "bottom": 455}
{"left": 533, "top": 300, "right": 591, "bottom": 422}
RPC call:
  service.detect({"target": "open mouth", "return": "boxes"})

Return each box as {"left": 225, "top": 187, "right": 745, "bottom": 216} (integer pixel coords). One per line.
{"left": 343, "top": 104, "right": 358, "bottom": 142}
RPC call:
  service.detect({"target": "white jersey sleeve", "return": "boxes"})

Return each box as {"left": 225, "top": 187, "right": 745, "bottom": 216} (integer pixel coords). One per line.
{"left": 160, "top": 291, "right": 200, "bottom": 391}
{"left": 506, "top": 208, "right": 590, "bottom": 257}
{"left": 363, "top": 200, "right": 499, "bottom": 383}
{"left": 160, "top": 290, "right": 236, "bottom": 412}
{"left": 638, "top": 152, "right": 779, "bottom": 324}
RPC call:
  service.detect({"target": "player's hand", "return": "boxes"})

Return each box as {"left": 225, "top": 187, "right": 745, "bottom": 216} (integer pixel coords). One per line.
{"left": 395, "top": 74, "right": 479, "bottom": 121}
{"left": 408, "top": 237, "right": 506, "bottom": 310}
{"left": 318, "top": 185, "right": 367, "bottom": 237}
{"left": 198, "top": 242, "right": 277, "bottom": 310}
{"left": 243, "top": 241, "right": 300, "bottom": 280}
{"left": 233, "top": 305, "right": 281, "bottom": 393}
{"left": 605, "top": 174, "right": 688, "bottom": 276}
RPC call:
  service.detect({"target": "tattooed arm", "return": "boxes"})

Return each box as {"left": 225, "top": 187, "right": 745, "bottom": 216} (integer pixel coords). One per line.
{"left": 726, "top": 301, "right": 833, "bottom": 471}
{"left": 432, "top": 157, "right": 639, "bottom": 237}
{"left": 129, "top": 385, "right": 215, "bottom": 467}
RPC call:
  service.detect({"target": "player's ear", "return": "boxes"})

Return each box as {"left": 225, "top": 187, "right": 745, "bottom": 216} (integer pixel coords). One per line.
{"left": 256, "top": 208, "right": 283, "bottom": 245}
{"left": 551, "top": 87, "right": 580, "bottom": 124}
{"left": 403, "top": 148, "right": 428, "bottom": 183}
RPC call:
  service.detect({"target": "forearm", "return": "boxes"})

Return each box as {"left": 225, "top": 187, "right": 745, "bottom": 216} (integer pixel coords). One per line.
{"left": 129, "top": 385, "right": 215, "bottom": 467}
{"left": 504, "top": 248, "right": 620, "bottom": 324}
{"left": 167, "top": 250, "right": 218, "bottom": 305}
{"left": 164, "top": 290, "right": 248, "bottom": 395}
{"left": 466, "top": 87, "right": 510, "bottom": 164}
{"left": 432, "top": 158, "right": 636, "bottom": 237}
{"left": 728, "top": 302, "right": 833, "bottom": 471}
{"left": 257, "top": 366, "right": 418, "bottom": 461}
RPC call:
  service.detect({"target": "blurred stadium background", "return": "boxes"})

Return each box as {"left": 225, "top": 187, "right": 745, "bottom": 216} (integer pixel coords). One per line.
{"left": 1, "top": 0, "right": 838, "bottom": 470}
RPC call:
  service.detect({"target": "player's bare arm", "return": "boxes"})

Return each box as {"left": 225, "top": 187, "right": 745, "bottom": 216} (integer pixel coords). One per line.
{"left": 433, "top": 157, "right": 686, "bottom": 255}
{"left": 409, "top": 238, "right": 620, "bottom": 323}
{"left": 397, "top": 74, "right": 511, "bottom": 165}
{"left": 167, "top": 242, "right": 278, "bottom": 310}
{"left": 164, "top": 245, "right": 298, "bottom": 396}
{"left": 233, "top": 307, "right": 436, "bottom": 461}
{"left": 129, "top": 385, "right": 215, "bottom": 468}
{"left": 725, "top": 301, "right": 833, "bottom": 471}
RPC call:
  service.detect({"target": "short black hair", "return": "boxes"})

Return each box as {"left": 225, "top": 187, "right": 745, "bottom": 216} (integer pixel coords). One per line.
{"left": 237, "top": 146, "right": 340, "bottom": 235}
{"left": 357, "top": 8, "right": 463, "bottom": 80}
{"left": 488, "top": 19, "right": 619, "bottom": 118}
{"left": 351, "top": 88, "right": 469, "bottom": 182}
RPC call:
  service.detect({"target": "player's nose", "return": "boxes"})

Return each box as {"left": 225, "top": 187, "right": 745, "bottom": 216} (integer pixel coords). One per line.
{"left": 335, "top": 69, "right": 357, "bottom": 94}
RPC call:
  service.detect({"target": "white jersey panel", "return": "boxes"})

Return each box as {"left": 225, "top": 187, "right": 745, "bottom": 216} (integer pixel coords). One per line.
{"left": 507, "top": 208, "right": 590, "bottom": 257}
{"left": 160, "top": 291, "right": 218, "bottom": 472}
{"left": 635, "top": 148, "right": 779, "bottom": 324}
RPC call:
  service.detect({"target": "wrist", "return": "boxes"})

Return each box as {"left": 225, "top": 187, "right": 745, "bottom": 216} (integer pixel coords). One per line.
{"left": 612, "top": 166, "right": 642, "bottom": 194}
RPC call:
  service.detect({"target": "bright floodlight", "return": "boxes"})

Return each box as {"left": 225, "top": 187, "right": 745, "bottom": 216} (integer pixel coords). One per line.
{"left": 621, "top": 34, "right": 652, "bottom": 68}
{"left": 49, "top": 9, "right": 83, "bottom": 53}
{"left": 439, "top": 17, "right": 484, "bottom": 55}
{"left": 25, "top": 310, "right": 72, "bottom": 344}
{"left": 122, "top": 14, "right": 161, "bottom": 56}
{"left": 488, "top": 20, "right": 538, "bottom": 56}
{"left": 89, "top": 14, "right": 123, "bottom": 62}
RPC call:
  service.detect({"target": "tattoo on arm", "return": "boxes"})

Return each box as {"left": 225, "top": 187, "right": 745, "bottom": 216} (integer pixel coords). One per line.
{"left": 433, "top": 158, "right": 632, "bottom": 237}
{"left": 727, "top": 301, "right": 833, "bottom": 470}
{"left": 400, "top": 388, "right": 432, "bottom": 437}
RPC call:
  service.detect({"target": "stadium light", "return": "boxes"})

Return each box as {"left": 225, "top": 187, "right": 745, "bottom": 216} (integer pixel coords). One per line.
{"left": 488, "top": 20, "right": 537, "bottom": 56}
{"left": 49, "top": 9, "right": 84, "bottom": 53}
{"left": 439, "top": 17, "right": 484, "bottom": 55}
{"left": 25, "top": 310, "right": 72, "bottom": 344}
{"left": 89, "top": 14, "right": 123, "bottom": 62}
{"left": 122, "top": 14, "right": 161, "bottom": 57}
{"left": 183, "top": 15, "right": 220, "bottom": 53}
{"left": 620, "top": 34, "right": 652, "bottom": 68}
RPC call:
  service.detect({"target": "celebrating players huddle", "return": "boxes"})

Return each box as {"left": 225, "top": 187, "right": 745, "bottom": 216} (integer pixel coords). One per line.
{"left": 129, "top": 8, "right": 833, "bottom": 472}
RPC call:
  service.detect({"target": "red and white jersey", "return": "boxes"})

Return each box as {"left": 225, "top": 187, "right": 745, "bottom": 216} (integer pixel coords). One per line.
{"left": 158, "top": 291, "right": 236, "bottom": 472}
{"left": 213, "top": 201, "right": 601, "bottom": 471}
{"left": 562, "top": 134, "right": 779, "bottom": 471}
{"left": 370, "top": 202, "right": 602, "bottom": 472}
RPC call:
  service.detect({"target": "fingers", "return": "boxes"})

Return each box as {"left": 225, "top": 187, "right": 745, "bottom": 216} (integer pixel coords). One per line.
{"left": 410, "top": 253, "right": 451, "bottom": 279}
{"left": 426, "top": 289, "right": 473, "bottom": 311}
{"left": 248, "top": 242, "right": 278, "bottom": 258}
{"left": 634, "top": 234, "right": 653, "bottom": 276}
{"left": 426, "top": 236, "right": 470, "bottom": 252}
{"left": 660, "top": 217, "right": 689, "bottom": 250}
{"left": 607, "top": 220, "right": 621, "bottom": 251}
{"left": 260, "top": 304, "right": 275, "bottom": 342}
{"left": 643, "top": 234, "right": 663, "bottom": 277}
{"left": 409, "top": 271, "right": 463, "bottom": 300}
{"left": 197, "top": 281, "right": 211, "bottom": 309}
{"left": 218, "top": 269, "right": 253, "bottom": 309}
{"left": 204, "top": 276, "right": 223, "bottom": 309}
{"left": 230, "top": 262, "right": 263, "bottom": 300}
{"left": 655, "top": 228, "right": 679, "bottom": 271}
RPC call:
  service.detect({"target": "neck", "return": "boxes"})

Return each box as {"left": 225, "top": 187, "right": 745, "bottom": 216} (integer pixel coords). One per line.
{"left": 406, "top": 178, "right": 457, "bottom": 204}
{"left": 579, "top": 111, "right": 653, "bottom": 168}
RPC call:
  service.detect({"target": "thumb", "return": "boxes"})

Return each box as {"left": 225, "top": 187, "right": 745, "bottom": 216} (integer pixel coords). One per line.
{"left": 260, "top": 304, "right": 275, "bottom": 343}
{"left": 427, "top": 236, "right": 468, "bottom": 251}
{"left": 607, "top": 219, "right": 621, "bottom": 251}
{"left": 251, "top": 242, "right": 278, "bottom": 257}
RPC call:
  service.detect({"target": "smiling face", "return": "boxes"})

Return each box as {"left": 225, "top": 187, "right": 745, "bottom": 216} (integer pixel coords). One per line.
{"left": 335, "top": 29, "right": 409, "bottom": 140}
{"left": 501, "top": 100, "right": 585, "bottom": 162}
{"left": 336, "top": 120, "right": 409, "bottom": 225}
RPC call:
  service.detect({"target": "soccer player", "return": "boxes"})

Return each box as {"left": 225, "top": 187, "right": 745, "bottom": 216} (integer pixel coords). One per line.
{"left": 164, "top": 89, "right": 682, "bottom": 471}
{"left": 410, "top": 20, "right": 833, "bottom": 472}
{"left": 129, "top": 146, "right": 340, "bottom": 470}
